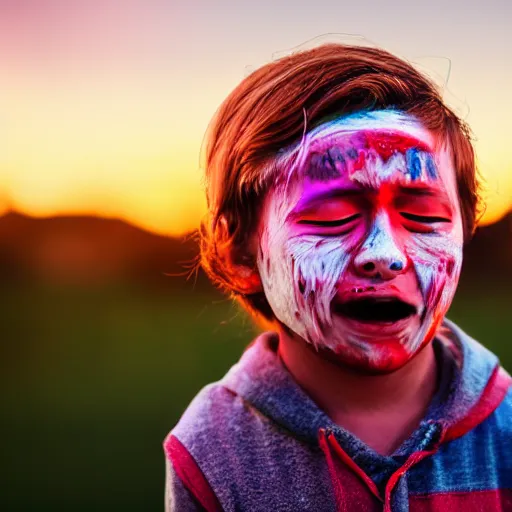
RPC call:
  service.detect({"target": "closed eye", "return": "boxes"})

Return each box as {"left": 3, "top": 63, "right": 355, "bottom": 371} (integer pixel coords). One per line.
{"left": 298, "top": 213, "right": 361, "bottom": 227}
{"left": 400, "top": 212, "right": 451, "bottom": 223}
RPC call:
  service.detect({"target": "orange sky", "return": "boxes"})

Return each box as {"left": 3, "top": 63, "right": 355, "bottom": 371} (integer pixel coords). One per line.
{"left": 0, "top": 1, "right": 510, "bottom": 236}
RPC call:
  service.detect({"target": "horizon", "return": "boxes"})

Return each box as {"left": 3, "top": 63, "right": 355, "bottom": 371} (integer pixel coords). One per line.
{"left": 1, "top": 206, "right": 510, "bottom": 240}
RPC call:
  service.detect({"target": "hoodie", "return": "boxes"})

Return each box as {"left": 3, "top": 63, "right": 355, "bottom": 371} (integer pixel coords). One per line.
{"left": 164, "top": 318, "right": 512, "bottom": 511}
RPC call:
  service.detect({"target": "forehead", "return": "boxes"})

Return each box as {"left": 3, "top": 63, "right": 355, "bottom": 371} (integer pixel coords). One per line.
{"left": 275, "top": 110, "right": 457, "bottom": 198}
{"left": 304, "top": 109, "right": 435, "bottom": 148}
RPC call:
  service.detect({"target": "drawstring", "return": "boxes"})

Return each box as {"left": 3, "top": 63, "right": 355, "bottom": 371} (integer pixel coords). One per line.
{"left": 318, "top": 428, "right": 383, "bottom": 511}
{"left": 318, "top": 426, "right": 446, "bottom": 512}
{"left": 383, "top": 427, "right": 446, "bottom": 512}
{"left": 318, "top": 428, "right": 347, "bottom": 511}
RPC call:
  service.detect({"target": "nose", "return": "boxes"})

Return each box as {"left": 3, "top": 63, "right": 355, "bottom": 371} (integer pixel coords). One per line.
{"left": 353, "top": 214, "right": 408, "bottom": 280}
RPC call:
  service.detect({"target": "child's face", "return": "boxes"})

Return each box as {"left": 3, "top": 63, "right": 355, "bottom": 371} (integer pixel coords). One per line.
{"left": 256, "top": 111, "right": 464, "bottom": 373}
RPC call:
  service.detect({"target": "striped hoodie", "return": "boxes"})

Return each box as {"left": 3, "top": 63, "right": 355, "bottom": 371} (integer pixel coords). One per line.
{"left": 164, "top": 318, "right": 512, "bottom": 511}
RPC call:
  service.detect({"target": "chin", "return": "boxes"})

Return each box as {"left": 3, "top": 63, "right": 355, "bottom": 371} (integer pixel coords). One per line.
{"left": 316, "top": 339, "right": 420, "bottom": 375}
{"left": 314, "top": 315, "right": 425, "bottom": 374}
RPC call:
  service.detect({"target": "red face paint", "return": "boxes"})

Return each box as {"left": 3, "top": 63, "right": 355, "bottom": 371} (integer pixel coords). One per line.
{"left": 257, "top": 111, "right": 463, "bottom": 373}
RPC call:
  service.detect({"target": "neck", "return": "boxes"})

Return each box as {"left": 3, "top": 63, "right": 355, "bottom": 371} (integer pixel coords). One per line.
{"left": 277, "top": 326, "right": 439, "bottom": 455}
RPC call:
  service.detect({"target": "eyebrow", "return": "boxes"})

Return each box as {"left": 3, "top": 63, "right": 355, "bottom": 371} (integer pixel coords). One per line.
{"left": 396, "top": 185, "right": 438, "bottom": 197}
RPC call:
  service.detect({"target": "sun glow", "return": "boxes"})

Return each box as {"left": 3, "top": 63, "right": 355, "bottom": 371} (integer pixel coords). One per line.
{"left": 0, "top": 3, "right": 510, "bottom": 236}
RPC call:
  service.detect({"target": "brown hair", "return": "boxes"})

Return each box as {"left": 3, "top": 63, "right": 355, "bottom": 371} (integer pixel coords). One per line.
{"left": 198, "top": 43, "right": 482, "bottom": 324}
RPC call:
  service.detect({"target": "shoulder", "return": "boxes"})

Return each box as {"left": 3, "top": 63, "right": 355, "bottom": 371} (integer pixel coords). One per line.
{"left": 461, "top": 369, "right": 512, "bottom": 469}
{"left": 163, "top": 381, "right": 333, "bottom": 512}
{"left": 165, "top": 381, "right": 277, "bottom": 458}
{"left": 490, "top": 378, "right": 512, "bottom": 432}
{"left": 163, "top": 383, "right": 246, "bottom": 512}
{"left": 465, "top": 367, "right": 512, "bottom": 443}
{"left": 166, "top": 333, "right": 289, "bottom": 458}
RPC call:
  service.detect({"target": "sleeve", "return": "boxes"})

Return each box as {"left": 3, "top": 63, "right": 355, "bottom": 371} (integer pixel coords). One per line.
{"left": 165, "top": 457, "right": 206, "bottom": 512}
{"left": 163, "top": 434, "right": 223, "bottom": 512}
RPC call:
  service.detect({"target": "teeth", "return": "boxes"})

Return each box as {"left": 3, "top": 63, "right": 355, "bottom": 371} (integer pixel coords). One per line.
{"left": 363, "top": 297, "right": 404, "bottom": 304}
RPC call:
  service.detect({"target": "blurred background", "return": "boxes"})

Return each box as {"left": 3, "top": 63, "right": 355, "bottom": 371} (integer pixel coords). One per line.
{"left": 0, "top": 1, "right": 511, "bottom": 510}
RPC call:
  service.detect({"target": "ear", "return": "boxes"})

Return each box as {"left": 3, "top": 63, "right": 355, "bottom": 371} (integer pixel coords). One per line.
{"left": 231, "top": 264, "right": 264, "bottom": 295}
{"left": 216, "top": 215, "right": 264, "bottom": 295}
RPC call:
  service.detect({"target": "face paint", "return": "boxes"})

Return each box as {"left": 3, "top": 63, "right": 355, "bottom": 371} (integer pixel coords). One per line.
{"left": 256, "top": 110, "right": 463, "bottom": 373}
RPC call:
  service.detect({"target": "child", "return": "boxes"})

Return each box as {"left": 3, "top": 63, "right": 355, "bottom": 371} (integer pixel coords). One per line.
{"left": 164, "top": 44, "right": 512, "bottom": 511}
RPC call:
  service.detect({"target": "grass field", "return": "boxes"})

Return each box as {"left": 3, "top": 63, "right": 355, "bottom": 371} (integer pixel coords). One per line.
{"left": 1, "top": 283, "right": 510, "bottom": 511}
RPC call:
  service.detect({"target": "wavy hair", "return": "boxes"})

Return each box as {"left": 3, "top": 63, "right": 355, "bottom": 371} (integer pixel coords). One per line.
{"left": 198, "top": 43, "right": 482, "bottom": 324}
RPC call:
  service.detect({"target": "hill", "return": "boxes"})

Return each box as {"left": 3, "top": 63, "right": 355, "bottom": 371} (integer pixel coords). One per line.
{"left": 0, "top": 211, "right": 204, "bottom": 288}
{"left": 0, "top": 210, "right": 510, "bottom": 289}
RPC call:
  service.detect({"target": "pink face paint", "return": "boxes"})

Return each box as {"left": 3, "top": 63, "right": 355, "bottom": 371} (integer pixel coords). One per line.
{"left": 256, "top": 110, "right": 463, "bottom": 373}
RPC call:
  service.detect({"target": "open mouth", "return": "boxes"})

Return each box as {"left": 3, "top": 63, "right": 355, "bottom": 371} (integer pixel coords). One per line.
{"left": 334, "top": 297, "right": 417, "bottom": 324}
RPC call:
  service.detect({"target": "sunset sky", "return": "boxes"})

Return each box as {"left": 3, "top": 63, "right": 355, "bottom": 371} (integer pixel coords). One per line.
{"left": 0, "top": 0, "right": 510, "bottom": 236}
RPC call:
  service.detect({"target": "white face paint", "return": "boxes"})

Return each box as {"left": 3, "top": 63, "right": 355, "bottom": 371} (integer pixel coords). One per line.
{"left": 256, "top": 110, "right": 463, "bottom": 372}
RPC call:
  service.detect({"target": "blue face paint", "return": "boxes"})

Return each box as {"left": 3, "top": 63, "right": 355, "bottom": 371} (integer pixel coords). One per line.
{"left": 327, "top": 146, "right": 346, "bottom": 174}
{"left": 425, "top": 153, "right": 438, "bottom": 179}
{"left": 406, "top": 147, "right": 423, "bottom": 181}
{"left": 346, "top": 147, "right": 358, "bottom": 160}
{"left": 307, "top": 154, "right": 330, "bottom": 181}
{"left": 306, "top": 149, "right": 344, "bottom": 182}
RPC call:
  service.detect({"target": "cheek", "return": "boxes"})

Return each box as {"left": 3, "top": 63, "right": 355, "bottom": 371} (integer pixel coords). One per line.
{"left": 259, "top": 231, "right": 356, "bottom": 346}
{"left": 258, "top": 228, "right": 291, "bottom": 293}
{"left": 290, "top": 238, "right": 355, "bottom": 330}
{"left": 407, "top": 233, "right": 463, "bottom": 310}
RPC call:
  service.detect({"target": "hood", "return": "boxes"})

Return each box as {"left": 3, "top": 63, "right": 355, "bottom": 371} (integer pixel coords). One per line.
{"left": 220, "top": 317, "right": 511, "bottom": 511}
